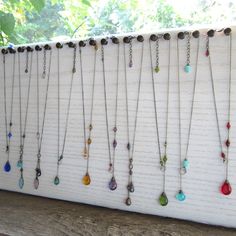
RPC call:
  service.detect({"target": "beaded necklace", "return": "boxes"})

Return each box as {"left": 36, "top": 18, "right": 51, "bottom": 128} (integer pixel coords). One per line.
{"left": 206, "top": 28, "right": 233, "bottom": 195}
{"left": 123, "top": 35, "right": 144, "bottom": 206}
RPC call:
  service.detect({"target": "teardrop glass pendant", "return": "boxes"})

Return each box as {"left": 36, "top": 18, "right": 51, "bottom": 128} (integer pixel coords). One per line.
{"left": 109, "top": 176, "right": 117, "bottom": 191}
{"left": 17, "top": 160, "right": 23, "bottom": 169}
{"left": 34, "top": 177, "right": 39, "bottom": 189}
{"left": 154, "top": 66, "right": 160, "bottom": 73}
{"left": 127, "top": 182, "right": 134, "bottom": 193}
{"left": 82, "top": 173, "right": 91, "bottom": 185}
{"left": 54, "top": 176, "right": 60, "bottom": 185}
{"left": 175, "top": 190, "right": 186, "bottom": 201}
{"left": 183, "top": 158, "right": 189, "bottom": 168}
{"left": 221, "top": 180, "right": 232, "bottom": 195}
{"left": 19, "top": 176, "right": 24, "bottom": 189}
{"left": 4, "top": 161, "right": 11, "bottom": 172}
{"left": 125, "top": 197, "right": 131, "bottom": 206}
{"left": 184, "top": 63, "right": 192, "bottom": 73}
{"left": 159, "top": 192, "right": 168, "bottom": 206}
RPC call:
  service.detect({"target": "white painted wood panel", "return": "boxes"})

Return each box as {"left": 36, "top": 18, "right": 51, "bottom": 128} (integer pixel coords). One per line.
{"left": 0, "top": 26, "right": 236, "bottom": 228}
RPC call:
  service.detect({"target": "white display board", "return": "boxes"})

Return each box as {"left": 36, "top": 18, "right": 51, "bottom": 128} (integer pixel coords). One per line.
{"left": 0, "top": 26, "right": 236, "bottom": 228}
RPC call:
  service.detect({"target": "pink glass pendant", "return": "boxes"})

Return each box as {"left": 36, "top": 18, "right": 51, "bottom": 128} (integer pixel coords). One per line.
{"left": 220, "top": 180, "right": 232, "bottom": 195}
{"left": 205, "top": 49, "right": 209, "bottom": 57}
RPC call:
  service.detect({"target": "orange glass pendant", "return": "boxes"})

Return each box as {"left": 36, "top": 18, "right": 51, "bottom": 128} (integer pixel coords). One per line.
{"left": 82, "top": 172, "right": 91, "bottom": 185}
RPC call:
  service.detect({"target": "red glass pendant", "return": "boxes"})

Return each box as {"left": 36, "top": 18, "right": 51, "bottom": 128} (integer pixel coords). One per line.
{"left": 220, "top": 180, "right": 232, "bottom": 195}
{"left": 226, "top": 122, "right": 231, "bottom": 129}
{"left": 205, "top": 49, "right": 209, "bottom": 57}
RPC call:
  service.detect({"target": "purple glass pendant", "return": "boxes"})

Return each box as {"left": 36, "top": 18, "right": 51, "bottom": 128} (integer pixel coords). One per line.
{"left": 109, "top": 176, "right": 117, "bottom": 191}
{"left": 4, "top": 161, "right": 11, "bottom": 172}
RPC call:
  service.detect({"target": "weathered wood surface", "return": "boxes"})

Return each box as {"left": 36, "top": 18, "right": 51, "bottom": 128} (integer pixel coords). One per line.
{"left": 0, "top": 191, "right": 235, "bottom": 236}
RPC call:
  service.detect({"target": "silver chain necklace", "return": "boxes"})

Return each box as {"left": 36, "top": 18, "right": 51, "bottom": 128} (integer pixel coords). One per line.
{"left": 123, "top": 35, "right": 144, "bottom": 206}
{"left": 176, "top": 30, "right": 200, "bottom": 201}
{"left": 82, "top": 39, "right": 98, "bottom": 186}
{"left": 54, "top": 42, "right": 77, "bottom": 185}
{"left": 34, "top": 45, "right": 52, "bottom": 189}
{"left": 206, "top": 28, "right": 233, "bottom": 195}
{"left": 17, "top": 46, "right": 34, "bottom": 189}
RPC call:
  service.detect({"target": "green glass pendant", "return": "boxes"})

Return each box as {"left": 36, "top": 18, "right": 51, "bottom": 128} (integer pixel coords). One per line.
{"left": 54, "top": 176, "right": 60, "bottom": 185}
{"left": 159, "top": 192, "right": 168, "bottom": 206}
{"left": 154, "top": 66, "right": 160, "bottom": 73}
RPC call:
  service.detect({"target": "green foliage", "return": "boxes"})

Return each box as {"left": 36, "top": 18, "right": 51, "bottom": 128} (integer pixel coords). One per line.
{"left": 0, "top": 0, "right": 235, "bottom": 46}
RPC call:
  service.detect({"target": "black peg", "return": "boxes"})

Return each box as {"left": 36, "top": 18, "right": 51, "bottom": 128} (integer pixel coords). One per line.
{"left": 207, "top": 29, "right": 215, "bottom": 37}
{"left": 178, "top": 32, "right": 185, "bottom": 39}
{"left": 150, "top": 34, "right": 157, "bottom": 41}
{"left": 67, "top": 42, "right": 76, "bottom": 48}
{"left": 79, "top": 40, "right": 86, "bottom": 47}
{"left": 1, "top": 48, "right": 8, "bottom": 54}
{"left": 123, "top": 36, "right": 130, "bottom": 44}
{"left": 26, "top": 46, "right": 34, "bottom": 52}
{"left": 163, "top": 33, "right": 171, "bottom": 40}
{"left": 89, "top": 38, "right": 97, "bottom": 46}
{"left": 8, "top": 48, "right": 16, "bottom": 54}
{"left": 101, "top": 38, "right": 108, "bottom": 45}
{"left": 224, "top": 28, "right": 231, "bottom": 36}
{"left": 111, "top": 37, "right": 119, "bottom": 44}
{"left": 17, "top": 47, "right": 25, "bottom": 53}
{"left": 192, "top": 30, "right": 200, "bottom": 38}
{"left": 44, "top": 44, "right": 51, "bottom": 50}
{"left": 56, "top": 42, "right": 63, "bottom": 49}
{"left": 137, "top": 35, "right": 144, "bottom": 42}
{"left": 35, "top": 45, "right": 42, "bottom": 51}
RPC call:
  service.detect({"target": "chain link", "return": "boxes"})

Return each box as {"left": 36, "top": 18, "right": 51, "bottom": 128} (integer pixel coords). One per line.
{"left": 186, "top": 33, "right": 191, "bottom": 65}
{"left": 155, "top": 37, "right": 159, "bottom": 68}
{"left": 42, "top": 48, "right": 46, "bottom": 78}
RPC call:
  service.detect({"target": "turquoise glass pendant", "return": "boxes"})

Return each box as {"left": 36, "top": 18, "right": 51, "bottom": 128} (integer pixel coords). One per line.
{"left": 183, "top": 158, "right": 189, "bottom": 169}
{"left": 4, "top": 161, "right": 11, "bottom": 172}
{"left": 159, "top": 192, "right": 168, "bottom": 206}
{"left": 109, "top": 176, "right": 117, "bottom": 191}
{"left": 184, "top": 63, "right": 191, "bottom": 73}
{"left": 54, "top": 176, "right": 60, "bottom": 185}
{"left": 17, "top": 160, "right": 23, "bottom": 169}
{"left": 19, "top": 176, "right": 24, "bottom": 189}
{"left": 176, "top": 190, "right": 186, "bottom": 201}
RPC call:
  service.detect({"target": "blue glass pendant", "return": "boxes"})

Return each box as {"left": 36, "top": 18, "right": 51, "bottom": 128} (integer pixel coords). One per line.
{"left": 109, "top": 177, "right": 117, "bottom": 191}
{"left": 176, "top": 190, "right": 186, "bottom": 201}
{"left": 183, "top": 158, "right": 189, "bottom": 168}
{"left": 17, "top": 160, "right": 23, "bottom": 169}
{"left": 4, "top": 161, "right": 11, "bottom": 172}
{"left": 19, "top": 176, "right": 24, "bottom": 189}
{"left": 8, "top": 132, "right": 12, "bottom": 138}
{"left": 184, "top": 64, "right": 191, "bottom": 73}
{"left": 54, "top": 176, "right": 60, "bottom": 185}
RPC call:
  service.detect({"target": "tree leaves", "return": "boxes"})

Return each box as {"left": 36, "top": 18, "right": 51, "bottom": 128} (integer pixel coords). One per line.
{"left": 29, "top": 0, "right": 45, "bottom": 13}
{"left": 0, "top": 11, "right": 15, "bottom": 35}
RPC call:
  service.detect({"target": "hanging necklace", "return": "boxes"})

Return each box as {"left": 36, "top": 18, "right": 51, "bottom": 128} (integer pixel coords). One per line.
{"left": 123, "top": 35, "right": 144, "bottom": 206}
{"left": 2, "top": 47, "right": 16, "bottom": 172}
{"left": 175, "top": 30, "right": 200, "bottom": 201}
{"left": 149, "top": 33, "right": 171, "bottom": 206}
{"left": 34, "top": 44, "right": 52, "bottom": 189}
{"left": 184, "top": 32, "right": 192, "bottom": 73}
{"left": 79, "top": 40, "right": 88, "bottom": 160}
{"left": 100, "top": 37, "right": 121, "bottom": 191}
{"left": 81, "top": 39, "right": 98, "bottom": 186}
{"left": 54, "top": 42, "right": 77, "bottom": 185}
{"left": 206, "top": 28, "right": 233, "bottom": 195}
{"left": 155, "top": 33, "right": 171, "bottom": 207}
{"left": 17, "top": 46, "right": 34, "bottom": 189}
{"left": 108, "top": 36, "right": 120, "bottom": 191}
